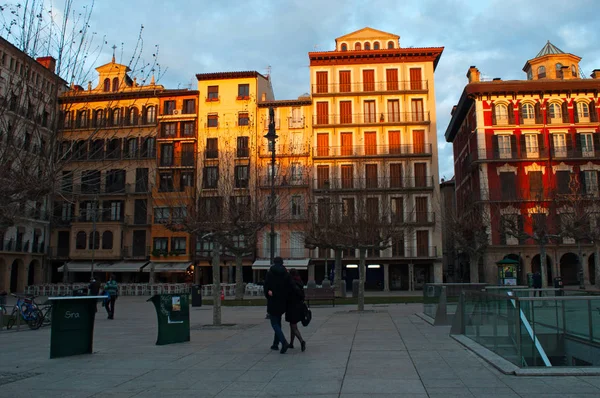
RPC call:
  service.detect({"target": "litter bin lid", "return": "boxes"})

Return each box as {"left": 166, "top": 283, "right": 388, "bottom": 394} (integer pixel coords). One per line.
{"left": 48, "top": 296, "right": 107, "bottom": 300}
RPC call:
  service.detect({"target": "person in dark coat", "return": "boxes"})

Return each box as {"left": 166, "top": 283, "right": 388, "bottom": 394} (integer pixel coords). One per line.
{"left": 532, "top": 271, "right": 542, "bottom": 297}
{"left": 286, "top": 269, "right": 306, "bottom": 352}
{"left": 264, "top": 257, "right": 292, "bottom": 353}
{"left": 88, "top": 279, "right": 100, "bottom": 312}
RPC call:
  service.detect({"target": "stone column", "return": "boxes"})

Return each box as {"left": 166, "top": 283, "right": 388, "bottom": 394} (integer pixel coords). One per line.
{"left": 308, "top": 263, "right": 315, "bottom": 282}
{"left": 433, "top": 261, "right": 443, "bottom": 283}
{"left": 383, "top": 263, "right": 390, "bottom": 292}
{"left": 408, "top": 263, "right": 415, "bottom": 291}
{"left": 583, "top": 253, "right": 591, "bottom": 286}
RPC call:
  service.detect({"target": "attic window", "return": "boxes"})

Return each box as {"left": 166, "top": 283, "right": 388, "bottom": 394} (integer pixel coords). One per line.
{"left": 364, "top": 42, "right": 371, "bottom": 50}
{"left": 355, "top": 42, "right": 361, "bottom": 51}
{"left": 373, "top": 41, "right": 380, "bottom": 50}
{"left": 103, "top": 78, "right": 110, "bottom": 92}
{"left": 341, "top": 43, "right": 347, "bottom": 51}
{"left": 387, "top": 41, "right": 394, "bottom": 49}
{"left": 571, "top": 64, "right": 577, "bottom": 77}
{"left": 112, "top": 77, "right": 119, "bottom": 92}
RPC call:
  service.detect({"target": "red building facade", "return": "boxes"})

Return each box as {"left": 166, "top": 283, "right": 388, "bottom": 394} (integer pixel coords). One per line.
{"left": 445, "top": 42, "right": 600, "bottom": 287}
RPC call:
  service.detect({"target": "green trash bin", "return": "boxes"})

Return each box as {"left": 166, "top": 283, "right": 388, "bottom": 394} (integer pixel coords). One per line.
{"left": 147, "top": 294, "right": 190, "bottom": 345}
{"left": 48, "top": 296, "right": 105, "bottom": 359}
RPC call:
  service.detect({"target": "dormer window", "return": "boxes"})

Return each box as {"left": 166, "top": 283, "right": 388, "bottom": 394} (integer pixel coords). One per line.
{"left": 364, "top": 42, "right": 370, "bottom": 50}
{"left": 555, "top": 63, "right": 563, "bottom": 78}
{"left": 537, "top": 66, "right": 546, "bottom": 79}
{"left": 373, "top": 41, "right": 380, "bottom": 50}
{"left": 341, "top": 43, "right": 347, "bottom": 51}
{"left": 103, "top": 78, "right": 110, "bottom": 92}
{"left": 387, "top": 41, "right": 394, "bottom": 49}
{"left": 355, "top": 42, "right": 361, "bottom": 51}
{"left": 571, "top": 64, "right": 577, "bottom": 77}
{"left": 112, "top": 77, "right": 119, "bottom": 92}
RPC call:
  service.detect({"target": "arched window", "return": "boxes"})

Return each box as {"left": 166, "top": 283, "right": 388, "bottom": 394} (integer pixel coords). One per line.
{"left": 388, "top": 41, "right": 394, "bottom": 49}
{"left": 89, "top": 231, "right": 99, "bottom": 250}
{"left": 571, "top": 64, "right": 577, "bottom": 77}
{"left": 577, "top": 102, "right": 590, "bottom": 118}
{"left": 93, "top": 109, "right": 104, "bottom": 127}
{"left": 373, "top": 41, "right": 380, "bottom": 50}
{"left": 494, "top": 104, "right": 508, "bottom": 124}
{"left": 537, "top": 66, "right": 546, "bottom": 79}
{"left": 75, "top": 231, "right": 86, "bottom": 249}
{"left": 128, "top": 107, "right": 139, "bottom": 125}
{"left": 526, "top": 69, "right": 533, "bottom": 80}
{"left": 364, "top": 42, "right": 370, "bottom": 50}
{"left": 146, "top": 106, "right": 156, "bottom": 123}
{"left": 112, "top": 77, "right": 119, "bottom": 92}
{"left": 521, "top": 103, "right": 535, "bottom": 120}
{"left": 112, "top": 108, "right": 121, "bottom": 126}
{"left": 77, "top": 110, "right": 89, "bottom": 128}
{"left": 555, "top": 63, "right": 563, "bottom": 78}
{"left": 354, "top": 42, "right": 361, "bottom": 51}
{"left": 103, "top": 78, "right": 110, "bottom": 92}
{"left": 102, "top": 231, "right": 113, "bottom": 250}
{"left": 107, "top": 138, "right": 121, "bottom": 159}
{"left": 340, "top": 43, "right": 347, "bottom": 51}
{"left": 548, "top": 103, "right": 562, "bottom": 119}
{"left": 127, "top": 137, "right": 138, "bottom": 158}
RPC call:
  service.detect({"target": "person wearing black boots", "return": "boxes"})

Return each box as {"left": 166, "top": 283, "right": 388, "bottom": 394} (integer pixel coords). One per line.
{"left": 286, "top": 269, "right": 306, "bottom": 352}
{"left": 264, "top": 257, "right": 293, "bottom": 353}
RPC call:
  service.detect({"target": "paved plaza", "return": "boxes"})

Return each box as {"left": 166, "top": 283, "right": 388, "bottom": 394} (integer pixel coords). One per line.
{"left": 2, "top": 298, "right": 600, "bottom": 397}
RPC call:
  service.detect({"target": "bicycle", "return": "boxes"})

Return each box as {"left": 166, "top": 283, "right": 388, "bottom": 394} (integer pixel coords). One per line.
{"left": 6, "top": 294, "right": 44, "bottom": 330}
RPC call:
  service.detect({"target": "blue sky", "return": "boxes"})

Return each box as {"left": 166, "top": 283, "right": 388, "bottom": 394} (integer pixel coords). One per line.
{"left": 17, "top": 0, "right": 600, "bottom": 178}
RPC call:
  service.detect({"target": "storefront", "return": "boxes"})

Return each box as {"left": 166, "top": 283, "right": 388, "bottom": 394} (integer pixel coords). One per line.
{"left": 58, "top": 261, "right": 149, "bottom": 282}
{"left": 143, "top": 262, "right": 193, "bottom": 283}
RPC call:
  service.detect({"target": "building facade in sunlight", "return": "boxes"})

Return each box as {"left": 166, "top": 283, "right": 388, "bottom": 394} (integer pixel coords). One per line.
{"left": 445, "top": 42, "right": 600, "bottom": 287}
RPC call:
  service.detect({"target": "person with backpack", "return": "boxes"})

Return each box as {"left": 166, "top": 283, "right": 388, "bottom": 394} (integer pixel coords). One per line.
{"left": 286, "top": 268, "right": 307, "bottom": 352}
{"left": 264, "top": 257, "right": 293, "bottom": 353}
{"left": 104, "top": 274, "right": 118, "bottom": 319}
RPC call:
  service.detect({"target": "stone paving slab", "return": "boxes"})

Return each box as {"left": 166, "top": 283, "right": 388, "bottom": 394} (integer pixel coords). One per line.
{"left": 1, "top": 297, "right": 600, "bottom": 397}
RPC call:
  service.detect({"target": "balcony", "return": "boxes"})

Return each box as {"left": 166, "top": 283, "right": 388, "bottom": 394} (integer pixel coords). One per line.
{"left": 65, "top": 184, "right": 152, "bottom": 196}
{"left": 259, "top": 174, "right": 310, "bottom": 188}
{"left": 1, "top": 240, "right": 30, "bottom": 253}
{"left": 126, "top": 183, "right": 152, "bottom": 194}
{"left": 257, "top": 246, "right": 310, "bottom": 259}
{"left": 473, "top": 146, "right": 549, "bottom": 162}
{"left": 67, "top": 148, "right": 157, "bottom": 162}
{"left": 204, "top": 150, "right": 219, "bottom": 160}
{"left": 313, "top": 176, "right": 435, "bottom": 191}
{"left": 391, "top": 246, "right": 439, "bottom": 259}
{"left": 125, "top": 215, "right": 153, "bottom": 226}
{"left": 158, "top": 155, "right": 196, "bottom": 168}
{"left": 399, "top": 212, "right": 436, "bottom": 225}
{"left": 551, "top": 146, "right": 599, "bottom": 159}
{"left": 311, "top": 80, "right": 429, "bottom": 95}
{"left": 47, "top": 246, "right": 70, "bottom": 259}
{"left": 313, "top": 112, "right": 430, "bottom": 127}
{"left": 63, "top": 117, "right": 158, "bottom": 130}
{"left": 122, "top": 246, "right": 151, "bottom": 259}
{"left": 259, "top": 144, "right": 310, "bottom": 157}
{"left": 313, "top": 144, "right": 432, "bottom": 158}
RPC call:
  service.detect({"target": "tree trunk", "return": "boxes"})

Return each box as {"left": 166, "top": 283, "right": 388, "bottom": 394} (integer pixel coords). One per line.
{"left": 469, "top": 253, "right": 480, "bottom": 283}
{"left": 578, "top": 241, "right": 585, "bottom": 289}
{"left": 540, "top": 242, "right": 548, "bottom": 288}
{"left": 235, "top": 254, "right": 244, "bottom": 300}
{"left": 358, "top": 248, "right": 366, "bottom": 311}
{"left": 595, "top": 242, "right": 600, "bottom": 288}
{"left": 212, "top": 241, "right": 221, "bottom": 325}
{"left": 334, "top": 249, "right": 342, "bottom": 297}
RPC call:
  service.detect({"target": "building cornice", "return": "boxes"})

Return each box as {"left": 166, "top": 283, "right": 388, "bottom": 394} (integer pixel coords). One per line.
{"left": 308, "top": 47, "right": 444, "bottom": 69}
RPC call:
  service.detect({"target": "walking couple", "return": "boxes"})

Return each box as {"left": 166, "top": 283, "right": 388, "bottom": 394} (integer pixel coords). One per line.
{"left": 264, "top": 257, "right": 307, "bottom": 354}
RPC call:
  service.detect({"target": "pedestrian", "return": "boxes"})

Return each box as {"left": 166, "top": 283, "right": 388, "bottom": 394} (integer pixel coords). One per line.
{"left": 286, "top": 269, "right": 307, "bottom": 352}
{"left": 89, "top": 278, "right": 100, "bottom": 312}
{"left": 104, "top": 274, "right": 119, "bottom": 319}
{"left": 264, "top": 256, "right": 292, "bottom": 353}
{"left": 532, "top": 271, "right": 542, "bottom": 297}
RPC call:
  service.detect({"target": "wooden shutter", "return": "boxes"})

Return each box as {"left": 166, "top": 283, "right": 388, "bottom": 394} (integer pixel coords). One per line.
{"left": 415, "top": 197, "right": 428, "bottom": 223}
{"left": 573, "top": 101, "right": 580, "bottom": 123}
{"left": 411, "top": 99, "right": 424, "bottom": 121}
{"left": 519, "top": 134, "right": 526, "bottom": 158}
{"left": 363, "top": 69, "right": 375, "bottom": 91}
{"left": 317, "top": 133, "right": 329, "bottom": 156}
{"left": 341, "top": 165, "right": 353, "bottom": 188}
{"left": 416, "top": 230, "right": 429, "bottom": 257}
{"left": 392, "top": 197, "right": 404, "bottom": 222}
{"left": 593, "top": 133, "right": 600, "bottom": 156}
{"left": 316, "top": 102, "right": 329, "bottom": 125}
{"left": 364, "top": 131, "right": 377, "bottom": 155}
{"left": 492, "top": 135, "right": 499, "bottom": 159}
{"left": 340, "top": 101, "right": 352, "bottom": 124}
{"left": 390, "top": 164, "right": 402, "bottom": 188}
{"left": 517, "top": 103, "right": 523, "bottom": 125}
{"left": 491, "top": 104, "right": 497, "bottom": 125}
{"left": 575, "top": 133, "right": 582, "bottom": 156}
{"left": 590, "top": 101, "right": 598, "bottom": 122}
{"left": 413, "top": 130, "right": 425, "bottom": 154}
{"left": 535, "top": 102, "right": 542, "bottom": 124}
{"left": 365, "top": 164, "right": 378, "bottom": 188}
{"left": 339, "top": 71, "right": 351, "bottom": 93}
{"left": 508, "top": 103, "right": 515, "bottom": 124}
{"left": 562, "top": 101, "right": 569, "bottom": 123}
{"left": 389, "top": 131, "right": 401, "bottom": 154}
{"left": 579, "top": 171, "right": 587, "bottom": 194}
{"left": 409, "top": 68, "right": 422, "bottom": 90}
{"left": 317, "top": 165, "right": 329, "bottom": 188}
{"left": 316, "top": 71, "right": 328, "bottom": 93}
{"left": 386, "top": 69, "right": 398, "bottom": 90}
{"left": 566, "top": 132, "right": 573, "bottom": 154}
{"left": 414, "top": 163, "right": 426, "bottom": 187}
{"left": 341, "top": 132, "right": 353, "bottom": 156}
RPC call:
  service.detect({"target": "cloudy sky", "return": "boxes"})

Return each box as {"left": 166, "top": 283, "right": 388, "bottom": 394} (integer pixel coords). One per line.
{"left": 16, "top": 0, "right": 600, "bottom": 179}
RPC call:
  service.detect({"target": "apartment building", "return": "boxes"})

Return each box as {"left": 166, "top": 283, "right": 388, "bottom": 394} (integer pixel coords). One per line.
{"left": 308, "top": 28, "right": 444, "bottom": 290}
{"left": 0, "top": 36, "right": 64, "bottom": 293}
{"left": 445, "top": 42, "right": 600, "bottom": 286}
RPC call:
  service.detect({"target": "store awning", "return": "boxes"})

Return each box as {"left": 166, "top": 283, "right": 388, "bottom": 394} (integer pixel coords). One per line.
{"left": 58, "top": 261, "right": 148, "bottom": 273}
{"left": 143, "top": 262, "right": 192, "bottom": 273}
{"left": 252, "top": 259, "right": 310, "bottom": 270}
{"left": 110, "top": 261, "right": 149, "bottom": 272}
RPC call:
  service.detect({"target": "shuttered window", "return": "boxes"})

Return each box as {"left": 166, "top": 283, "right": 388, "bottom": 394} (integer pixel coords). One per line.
{"left": 413, "top": 130, "right": 425, "bottom": 154}
{"left": 389, "top": 131, "right": 401, "bottom": 154}
{"left": 316, "top": 102, "right": 329, "bottom": 125}
{"left": 317, "top": 133, "right": 329, "bottom": 156}
{"left": 363, "top": 69, "right": 375, "bottom": 91}
{"left": 390, "top": 164, "right": 403, "bottom": 188}
{"left": 341, "top": 132, "right": 352, "bottom": 156}
{"left": 341, "top": 165, "right": 353, "bottom": 189}
{"left": 409, "top": 68, "right": 422, "bottom": 90}
{"left": 364, "top": 131, "right": 377, "bottom": 155}
{"left": 365, "top": 164, "right": 378, "bottom": 188}
{"left": 316, "top": 71, "right": 328, "bottom": 93}
{"left": 339, "top": 71, "right": 351, "bottom": 93}
{"left": 386, "top": 69, "right": 398, "bottom": 91}
{"left": 317, "top": 166, "right": 329, "bottom": 188}
{"left": 340, "top": 101, "right": 352, "bottom": 124}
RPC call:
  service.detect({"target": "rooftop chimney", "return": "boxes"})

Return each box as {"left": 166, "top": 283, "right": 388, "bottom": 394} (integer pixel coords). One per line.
{"left": 36, "top": 56, "right": 56, "bottom": 73}
{"left": 467, "top": 66, "right": 480, "bottom": 83}
{"left": 591, "top": 69, "right": 600, "bottom": 79}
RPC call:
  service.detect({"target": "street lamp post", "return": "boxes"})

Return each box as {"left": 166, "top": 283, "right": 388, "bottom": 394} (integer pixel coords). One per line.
{"left": 265, "top": 107, "right": 278, "bottom": 264}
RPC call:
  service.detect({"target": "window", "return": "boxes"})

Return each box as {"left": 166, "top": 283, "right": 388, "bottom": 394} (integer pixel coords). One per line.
{"left": 364, "top": 131, "right": 377, "bottom": 155}
{"left": 525, "top": 134, "right": 539, "bottom": 157}
{"left": 341, "top": 43, "right": 347, "bottom": 51}
{"left": 316, "top": 71, "right": 328, "bottom": 93}
{"left": 571, "top": 64, "right": 578, "bottom": 77}
{"left": 102, "top": 231, "right": 113, "bottom": 250}
{"left": 387, "top": 100, "right": 400, "bottom": 122}
{"left": 556, "top": 171, "right": 571, "bottom": 194}
{"left": 128, "top": 107, "right": 138, "bottom": 125}
{"left": 409, "top": 68, "right": 422, "bottom": 90}
{"left": 76, "top": 231, "right": 86, "bottom": 250}
{"left": 339, "top": 101, "right": 352, "bottom": 124}
{"left": 112, "top": 77, "right": 119, "bottom": 92}
{"left": 500, "top": 172, "right": 517, "bottom": 200}
{"left": 373, "top": 41, "right": 380, "bottom": 50}
{"left": 181, "top": 143, "right": 195, "bottom": 166}
{"left": 171, "top": 237, "right": 186, "bottom": 254}
{"left": 364, "top": 42, "right": 371, "bottom": 50}
{"left": 203, "top": 166, "right": 219, "bottom": 188}
{"left": 316, "top": 165, "right": 329, "bottom": 189}
{"left": 291, "top": 162, "right": 303, "bottom": 183}
{"left": 537, "top": 66, "right": 546, "bottom": 79}
{"left": 104, "top": 201, "right": 123, "bottom": 221}
{"left": 93, "top": 109, "right": 104, "bottom": 127}
{"left": 363, "top": 69, "right": 375, "bottom": 91}
{"left": 366, "top": 197, "right": 379, "bottom": 221}
{"left": 238, "top": 112, "right": 249, "bottom": 126}
{"left": 235, "top": 165, "right": 249, "bottom": 188}
{"left": 237, "top": 136, "right": 249, "bottom": 157}
{"left": 555, "top": 63, "right": 563, "bottom": 78}
{"left": 416, "top": 230, "right": 429, "bottom": 257}
{"left": 364, "top": 100, "right": 376, "bottom": 123}
{"left": 391, "top": 197, "right": 404, "bottom": 222}
{"left": 82, "top": 170, "right": 101, "bottom": 193}
{"left": 206, "top": 138, "right": 218, "bottom": 158}
{"left": 529, "top": 171, "right": 543, "bottom": 199}
{"left": 154, "top": 208, "right": 170, "bottom": 224}
{"left": 159, "top": 173, "right": 174, "bottom": 192}
{"left": 365, "top": 164, "right": 378, "bottom": 188}
{"left": 172, "top": 207, "right": 187, "bottom": 224}
{"left": 386, "top": 69, "right": 398, "bottom": 91}
{"left": 521, "top": 103, "right": 535, "bottom": 122}
{"left": 498, "top": 135, "right": 511, "bottom": 159}
{"left": 161, "top": 122, "right": 176, "bottom": 137}
{"left": 141, "top": 137, "right": 155, "bottom": 158}
{"left": 153, "top": 238, "right": 168, "bottom": 253}
{"left": 181, "top": 121, "right": 195, "bottom": 136}
{"left": 146, "top": 106, "right": 156, "bottom": 123}
{"left": 76, "top": 110, "right": 89, "bottom": 128}
{"left": 181, "top": 172, "right": 194, "bottom": 190}
{"left": 183, "top": 99, "right": 196, "bottom": 114}
{"left": 106, "top": 139, "right": 121, "bottom": 159}
{"left": 411, "top": 99, "right": 424, "bottom": 121}
{"left": 163, "top": 100, "right": 175, "bottom": 115}
{"left": 387, "top": 41, "right": 394, "bottom": 49}
{"left": 291, "top": 195, "right": 303, "bottom": 218}
{"left": 237, "top": 84, "right": 250, "bottom": 98}
{"left": 390, "top": 164, "right": 403, "bottom": 188}
{"left": 548, "top": 103, "right": 561, "bottom": 120}
{"left": 527, "top": 69, "right": 533, "bottom": 80}
{"left": 341, "top": 197, "right": 355, "bottom": 223}
{"left": 577, "top": 102, "right": 590, "bottom": 119}
{"left": 553, "top": 134, "right": 567, "bottom": 157}
{"left": 341, "top": 164, "right": 353, "bottom": 188}
{"left": 581, "top": 133, "right": 594, "bottom": 157}
{"left": 207, "top": 113, "right": 218, "bottom": 128}
{"left": 89, "top": 231, "right": 100, "bottom": 250}
{"left": 207, "top": 85, "right": 219, "bottom": 100}
{"left": 583, "top": 171, "right": 599, "bottom": 195}
{"left": 355, "top": 42, "right": 361, "bottom": 51}
{"left": 103, "top": 78, "right": 110, "bottom": 92}
{"left": 231, "top": 196, "right": 251, "bottom": 219}
{"left": 494, "top": 104, "right": 508, "bottom": 124}
{"left": 414, "top": 163, "right": 427, "bottom": 187}
{"left": 105, "top": 169, "right": 125, "bottom": 193}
